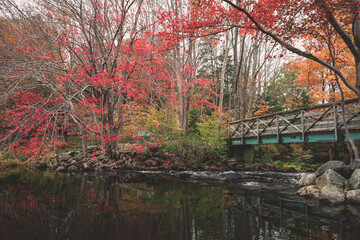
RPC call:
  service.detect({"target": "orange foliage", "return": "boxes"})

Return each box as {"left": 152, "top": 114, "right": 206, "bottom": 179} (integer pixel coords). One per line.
{"left": 253, "top": 104, "right": 272, "bottom": 116}
{"left": 289, "top": 34, "right": 357, "bottom": 103}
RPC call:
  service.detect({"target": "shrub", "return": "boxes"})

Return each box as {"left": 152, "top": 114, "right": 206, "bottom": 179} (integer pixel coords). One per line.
{"left": 196, "top": 115, "right": 227, "bottom": 161}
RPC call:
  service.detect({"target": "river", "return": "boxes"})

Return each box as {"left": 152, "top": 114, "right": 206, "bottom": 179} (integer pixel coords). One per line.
{"left": 0, "top": 169, "right": 359, "bottom": 239}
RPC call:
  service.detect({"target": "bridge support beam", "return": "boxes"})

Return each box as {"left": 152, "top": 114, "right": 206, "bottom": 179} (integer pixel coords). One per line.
{"left": 229, "top": 145, "right": 255, "bottom": 164}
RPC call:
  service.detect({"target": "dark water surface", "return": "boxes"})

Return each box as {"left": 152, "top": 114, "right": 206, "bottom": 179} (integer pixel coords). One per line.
{"left": 0, "top": 169, "right": 359, "bottom": 240}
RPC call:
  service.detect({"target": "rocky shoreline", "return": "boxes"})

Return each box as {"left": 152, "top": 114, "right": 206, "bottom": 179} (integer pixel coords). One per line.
{"left": 28, "top": 146, "right": 310, "bottom": 173}
{"left": 297, "top": 160, "right": 360, "bottom": 204}
{"left": 32, "top": 152, "right": 301, "bottom": 173}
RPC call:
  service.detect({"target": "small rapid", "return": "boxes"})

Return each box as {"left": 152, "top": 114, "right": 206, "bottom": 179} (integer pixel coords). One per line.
{"left": 137, "top": 170, "right": 305, "bottom": 190}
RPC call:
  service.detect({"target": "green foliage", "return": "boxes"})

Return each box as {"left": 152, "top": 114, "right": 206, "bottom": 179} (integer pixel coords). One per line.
{"left": 257, "top": 87, "right": 284, "bottom": 113}
{"left": 0, "top": 151, "right": 13, "bottom": 161}
{"left": 292, "top": 88, "right": 312, "bottom": 108}
{"left": 171, "top": 132, "right": 206, "bottom": 164}
{"left": 256, "top": 144, "right": 321, "bottom": 171}
{"left": 257, "top": 144, "right": 293, "bottom": 163}
{"left": 344, "top": 180, "right": 350, "bottom": 192}
{"left": 143, "top": 131, "right": 175, "bottom": 158}
{"left": 140, "top": 112, "right": 227, "bottom": 165}
{"left": 196, "top": 115, "right": 227, "bottom": 160}
{"left": 255, "top": 66, "right": 312, "bottom": 114}
{"left": 188, "top": 108, "right": 201, "bottom": 134}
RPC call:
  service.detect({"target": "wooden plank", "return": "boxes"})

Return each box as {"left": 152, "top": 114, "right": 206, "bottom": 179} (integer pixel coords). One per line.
{"left": 229, "top": 98, "right": 359, "bottom": 125}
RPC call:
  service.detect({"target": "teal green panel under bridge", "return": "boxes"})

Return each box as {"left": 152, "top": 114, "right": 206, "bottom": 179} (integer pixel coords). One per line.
{"left": 230, "top": 130, "right": 360, "bottom": 145}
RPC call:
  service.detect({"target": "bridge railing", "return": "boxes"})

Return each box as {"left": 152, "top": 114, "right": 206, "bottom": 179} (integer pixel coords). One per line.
{"left": 228, "top": 98, "right": 360, "bottom": 144}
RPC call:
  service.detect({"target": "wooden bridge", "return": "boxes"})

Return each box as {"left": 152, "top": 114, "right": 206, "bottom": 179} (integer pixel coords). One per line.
{"left": 228, "top": 98, "right": 360, "bottom": 146}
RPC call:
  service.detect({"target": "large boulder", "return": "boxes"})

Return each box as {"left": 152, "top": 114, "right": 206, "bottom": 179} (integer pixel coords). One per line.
{"left": 318, "top": 185, "right": 346, "bottom": 204}
{"left": 297, "top": 185, "right": 320, "bottom": 198}
{"left": 346, "top": 190, "right": 360, "bottom": 204}
{"left": 298, "top": 173, "right": 317, "bottom": 187}
{"left": 349, "top": 169, "right": 360, "bottom": 190}
{"left": 315, "top": 160, "right": 348, "bottom": 178}
{"left": 349, "top": 159, "right": 360, "bottom": 171}
{"left": 316, "top": 169, "right": 345, "bottom": 188}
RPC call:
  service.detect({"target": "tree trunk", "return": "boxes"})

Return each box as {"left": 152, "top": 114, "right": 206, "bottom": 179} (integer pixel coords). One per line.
{"left": 356, "top": 58, "right": 360, "bottom": 97}
{"left": 353, "top": 0, "right": 360, "bottom": 96}
{"left": 247, "top": 41, "right": 259, "bottom": 117}
{"left": 79, "top": 126, "right": 88, "bottom": 158}
{"left": 234, "top": 34, "right": 246, "bottom": 120}
{"left": 327, "top": 39, "right": 360, "bottom": 160}
{"left": 219, "top": 35, "right": 230, "bottom": 126}
{"left": 347, "top": 143, "right": 355, "bottom": 163}
{"left": 106, "top": 89, "right": 119, "bottom": 160}
{"left": 176, "top": 39, "right": 194, "bottom": 131}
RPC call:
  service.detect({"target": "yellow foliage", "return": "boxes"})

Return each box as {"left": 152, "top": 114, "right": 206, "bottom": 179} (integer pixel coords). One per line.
{"left": 121, "top": 102, "right": 179, "bottom": 139}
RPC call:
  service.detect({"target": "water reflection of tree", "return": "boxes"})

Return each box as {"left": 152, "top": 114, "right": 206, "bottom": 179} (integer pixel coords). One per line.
{"left": 0, "top": 171, "right": 228, "bottom": 239}
{"left": 2, "top": 171, "right": 359, "bottom": 239}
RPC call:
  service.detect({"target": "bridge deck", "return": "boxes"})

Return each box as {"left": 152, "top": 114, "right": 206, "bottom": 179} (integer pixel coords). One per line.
{"left": 228, "top": 98, "right": 360, "bottom": 145}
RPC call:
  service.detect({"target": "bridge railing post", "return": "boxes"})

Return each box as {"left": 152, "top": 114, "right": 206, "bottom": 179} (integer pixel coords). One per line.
{"left": 228, "top": 123, "right": 231, "bottom": 144}
{"left": 301, "top": 110, "right": 305, "bottom": 142}
{"left": 241, "top": 122, "right": 244, "bottom": 144}
{"left": 276, "top": 115, "right": 280, "bottom": 143}
{"left": 333, "top": 104, "right": 338, "bottom": 141}
{"left": 257, "top": 119, "right": 260, "bottom": 144}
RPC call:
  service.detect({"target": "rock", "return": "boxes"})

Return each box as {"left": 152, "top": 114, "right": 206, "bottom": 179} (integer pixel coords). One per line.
{"left": 321, "top": 205, "right": 345, "bottom": 217}
{"left": 346, "top": 190, "right": 360, "bottom": 204}
{"left": 48, "top": 164, "right": 59, "bottom": 171}
{"left": 94, "top": 166, "right": 102, "bottom": 171}
{"left": 297, "top": 185, "right": 320, "bottom": 198}
{"left": 145, "top": 159, "right": 156, "bottom": 167}
{"left": 102, "top": 164, "right": 112, "bottom": 169}
{"left": 285, "top": 167, "right": 297, "bottom": 173}
{"left": 59, "top": 153, "right": 71, "bottom": 161}
{"left": 68, "top": 165, "right": 78, "bottom": 172}
{"left": 349, "top": 169, "right": 360, "bottom": 190}
{"left": 87, "top": 145, "right": 99, "bottom": 153}
{"left": 35, "top": 162, "right": 47, "bottom": 170}
{"left": 318, "top": 185, "right": 346, "bottom": 204}
{"left": 97, "top": 154, "right": 107, "bottom": 160}
{"left": 55, "top": 166, "right": 66, "bottom": 172}
{"left": 228, "top": 162, "right": 239, "bottom": 169}
{"left": 68, "top": 151, "right": 80, "bottom": 157}
{"left": 349, "top": 159, "right": 360, "bottom": 171}
{"left": 316, "top": 169, "right": 345, "bottom": 188}
{"left": 347, "top": 205, "right": 360, "bottom": 216}
{"left": 82, "top": 163, "right": 93, "bottom": 171}
{"left": 315, "top": 160, "right": 348, "bottom": 178}
{"left": 298, "top": 173, "right": 316, "bottom": 187}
